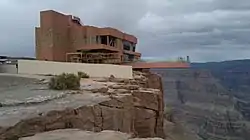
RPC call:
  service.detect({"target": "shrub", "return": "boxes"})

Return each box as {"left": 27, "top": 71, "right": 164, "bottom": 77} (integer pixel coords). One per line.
{"left": 164, "top": 106, "right": 174, "bottom": 122}
{"left": 77, "top": 71, "right": 89, "bottom": 78}
{"left": 49, "top": 73, "right": 80, "bottom": 90}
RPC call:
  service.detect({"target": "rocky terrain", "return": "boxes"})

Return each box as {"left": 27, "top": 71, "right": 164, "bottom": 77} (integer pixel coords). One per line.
{"left": 20, "top": 129, "right": 164, "bottom": 140}
{"left": 153, "top": 69, "right": 249, "bottom": 140}
{"left": 2, "top": 63, "right": 250, "bottom": 140}
{"left": 0, "top": 71, "right": 165, "bottom": 139}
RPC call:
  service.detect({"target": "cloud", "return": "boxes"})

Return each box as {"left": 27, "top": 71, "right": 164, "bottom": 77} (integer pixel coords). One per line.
{"left": 0, "top": 0, "right": 250, "bottom": 62}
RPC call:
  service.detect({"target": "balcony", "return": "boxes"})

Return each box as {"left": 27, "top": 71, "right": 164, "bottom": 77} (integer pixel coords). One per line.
{"left": 123, "top": 50, "right": 141, "bottom": 57}
{"left": 75, "top": 44, "right": 120, "bottom": 52}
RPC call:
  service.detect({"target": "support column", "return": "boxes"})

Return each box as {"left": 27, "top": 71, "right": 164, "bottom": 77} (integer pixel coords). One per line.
{"left": 107, "top": 36, "right": 109, "bottom": 45}
{"left": 97, "top": 36, "right": 101, "bottom": 44}
{"left": 114, "top": 39, "right": 117, "bottom": 47}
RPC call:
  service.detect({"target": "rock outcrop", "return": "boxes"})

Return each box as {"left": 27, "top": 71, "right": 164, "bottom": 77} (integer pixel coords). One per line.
{"left": 0, "top": 71, "right": 164, "bottom": 139}
{"left": 235, "top": 98, "right": 250, "bottom": 121}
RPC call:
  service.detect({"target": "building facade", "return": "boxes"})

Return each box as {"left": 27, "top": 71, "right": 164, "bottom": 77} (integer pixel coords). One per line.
{"left": 36, "top": 10, "right": 141, "bottom": 64}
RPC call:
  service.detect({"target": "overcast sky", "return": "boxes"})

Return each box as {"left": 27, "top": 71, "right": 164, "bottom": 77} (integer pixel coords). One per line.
{"left": 0, "top": 0, "right": 250, "bottom": 62}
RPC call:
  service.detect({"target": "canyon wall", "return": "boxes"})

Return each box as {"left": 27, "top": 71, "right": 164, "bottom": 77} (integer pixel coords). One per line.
{"left": 153, "top": 69, "right": 248, "bottom": 140}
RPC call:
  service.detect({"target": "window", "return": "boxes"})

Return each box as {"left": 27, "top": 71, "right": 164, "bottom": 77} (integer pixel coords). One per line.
{"left": 123, "top": 45, "right": 130, "bottom": 51}
{"left": 100, "top": 36, "right": 108, "bottom": 45}
{"left": 108, "top": 36, "right": 116, "bottom": 47}
{"left": 128, "top": 54, "right": 134, "bottom": 60}
{"left": 123, "top": 40, "right": 131, "bottom": 51}
{"left": 132, "top": 46, "right": 136, "bottom": 52}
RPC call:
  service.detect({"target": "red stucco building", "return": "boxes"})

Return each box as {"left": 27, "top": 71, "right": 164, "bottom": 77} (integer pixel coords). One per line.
{"left": 36, "top": 10, "right": 141, "bottom": 64}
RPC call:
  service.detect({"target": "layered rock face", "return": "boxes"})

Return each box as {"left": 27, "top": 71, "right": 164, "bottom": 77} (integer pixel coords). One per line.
{"left": 0, "top": 71, "right": 164, "bottom": 139}
{"left": 192, "top": 61, "right": 250, "bottom": 121}
{"left": 198, "top": 110, "right": 247, "bottom": 140}
{"left": 235, "top": 98, "right": 250, "bottom": 121}
{"left": 154, "top": 69, "right": 231, "bottom": 105}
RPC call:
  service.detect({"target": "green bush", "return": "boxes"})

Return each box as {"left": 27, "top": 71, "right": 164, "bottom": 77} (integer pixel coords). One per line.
{"left": 164, "top": 106, "right": 174, "bottom": 122}
{"left": 77, "top": 71, "right": 89, "bottom": 78}
{"left": 49, "top": 73, "right": 80, "bottom": 90}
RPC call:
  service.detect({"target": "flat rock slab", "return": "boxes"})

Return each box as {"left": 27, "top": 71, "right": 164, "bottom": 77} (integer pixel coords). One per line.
{"left": 80, "top": 78, "right": 116, "bottom": 90}
{"left": 0, "top": 74, "right": 53, "bottom": 104}
{"left": 0, "top": 75, "right": 109, "bottom": 127}
{"left": 0, "top": 72, "right": 165, "bottom": 139}
{"left": 20, "top": 129, "right": 164, "bottom": 140}
{"left": 0, "top": 93, "right": 109, "bottom": 127}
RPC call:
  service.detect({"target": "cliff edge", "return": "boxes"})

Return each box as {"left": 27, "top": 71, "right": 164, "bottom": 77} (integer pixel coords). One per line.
{"left": 0, "top": 71, "right": 164, "bottom": 139}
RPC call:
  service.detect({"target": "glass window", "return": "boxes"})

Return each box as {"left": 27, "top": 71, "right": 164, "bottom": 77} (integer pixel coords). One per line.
{"left": 123, "top": 40, "right": 131, "bottom": 51}
{"left": 123, "top": 45, "right": 130, "bottom": 51}
{"left": 132, "top": 46, "right": 136, "bottom": 52}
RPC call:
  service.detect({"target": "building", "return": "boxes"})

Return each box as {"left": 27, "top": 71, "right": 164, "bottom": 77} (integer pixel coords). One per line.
{"left": 36, "top": 10, "right": 141, "bottom": 64}
{"left": 36, "top": 10, "right": 190, "bottom": 69}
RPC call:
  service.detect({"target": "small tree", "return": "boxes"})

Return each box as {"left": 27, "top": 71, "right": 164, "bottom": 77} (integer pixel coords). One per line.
{"left": 49, "top": 73, "right": 80, "bottom": 90}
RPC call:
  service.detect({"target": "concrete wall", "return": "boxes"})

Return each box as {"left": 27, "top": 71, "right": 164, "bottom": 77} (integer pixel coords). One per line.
{"left": 18, "top": 60, "right": 133, "bottom": 79}
{"left": 0, "top": 64, "right": 17, "bottom": 74}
